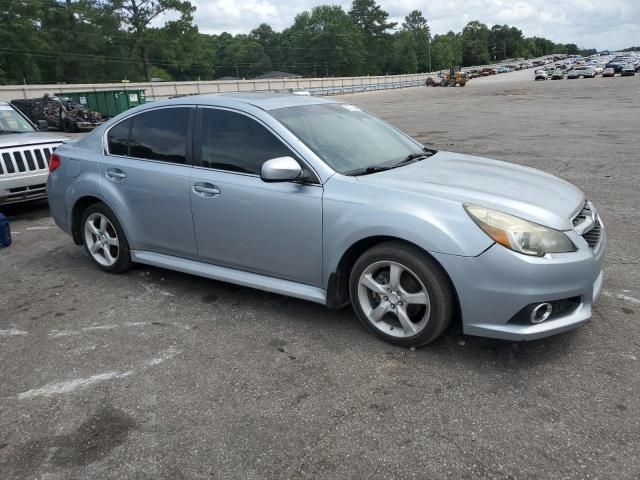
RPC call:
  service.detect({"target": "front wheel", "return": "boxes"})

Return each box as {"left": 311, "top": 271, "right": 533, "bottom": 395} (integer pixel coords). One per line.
{"left": 81, "top": 203, "right": 132, "bottom": 273}
{"left": 349, "top": 242, "right": 455, "bottom": 347}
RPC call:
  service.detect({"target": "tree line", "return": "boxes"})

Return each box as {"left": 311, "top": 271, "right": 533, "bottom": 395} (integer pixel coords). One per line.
{"left": 0, "top": 0, "right": 597, "bottom": 85}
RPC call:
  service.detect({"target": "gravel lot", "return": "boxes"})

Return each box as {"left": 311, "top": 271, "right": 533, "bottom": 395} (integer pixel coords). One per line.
{"left": 1, "top": 69, "right": 639, "bottom": 479}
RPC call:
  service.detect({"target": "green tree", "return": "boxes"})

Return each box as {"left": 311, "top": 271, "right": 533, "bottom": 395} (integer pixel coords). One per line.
{"left": 250, "top": 23, "right": 284, "bottom": 69}
{"left": 389, "top": 32, "right": 418, "bottom": 73}
{"left": 286, "top": 5, "right": 366, "bottom": 77}
{"left": 0, "top": 0, "right": 48, "bottom": 84}
{"left": 402, "top": 10, "right": 428, "bottom": 33}
{"left": 112, "top": 0, "right": 196, "bottom": 81}
{"left": 402, "top": 10, "right": 430, "bottom": 72}
{"left": 490, "top": 25, "right": 526, "bottom": 61}
{"left": 147, "top": 22, "right": 215, "bottom": 80}
{"left": 461, "top": 20, "right": 491, "bottom": 66}
{"left": 565, "top": 43, "right": 579, "bottom": 55}
{"left": 431, "top": 31, "right": 462, "bottom": 71}
{"left": 215, "top": 34, "right": 271, "bottom": 78}
{"left": 349, "top": 0, "right": 396, "bottom": 36}
{"left": 349, "top": 0, "right": 396, "bottom": 74}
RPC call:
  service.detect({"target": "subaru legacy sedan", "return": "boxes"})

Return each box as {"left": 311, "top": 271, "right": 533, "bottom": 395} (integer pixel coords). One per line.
{"left": 47, "top": 94, "right": 604, "bottom": 347}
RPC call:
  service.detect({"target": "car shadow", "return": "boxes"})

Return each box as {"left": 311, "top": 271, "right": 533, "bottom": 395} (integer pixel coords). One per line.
{"left": 132, "top": 262, "right": 580, "bottom": 373}
{"left": 1, "top": 199, "right": 50, "bottom": 221}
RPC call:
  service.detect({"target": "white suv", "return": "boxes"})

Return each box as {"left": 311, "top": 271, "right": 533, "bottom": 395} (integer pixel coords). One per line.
{"left": 0, "top": 101, "right": 68, "bottom": 205}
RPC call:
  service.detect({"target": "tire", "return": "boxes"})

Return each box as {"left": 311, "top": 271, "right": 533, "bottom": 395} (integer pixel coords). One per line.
{"left": 349, "top": 241, "right": 455, "bottom": 348}
{"left": 81, "top": 203, "right": 132, "bottom": 273}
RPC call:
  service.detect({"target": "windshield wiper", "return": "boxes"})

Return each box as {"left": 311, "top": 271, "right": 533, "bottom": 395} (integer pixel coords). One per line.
{"left": 345, "top": 165, "right": 394, "bottom": 176}
{"left": 392, "top": 148, "right": 436, "bottom": 168}
{"left": 345, "top": 148, "right": 437, "bottom": 176}
{"left": 0, "top": 130, "right": 29, "bottom": 134}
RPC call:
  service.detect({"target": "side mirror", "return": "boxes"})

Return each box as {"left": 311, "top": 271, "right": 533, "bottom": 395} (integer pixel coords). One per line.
{"left": 261, "top": 156, "right": 303, "bottom": 182}
{"left": 37, "top": 120, "right": 48, "bottom": 131}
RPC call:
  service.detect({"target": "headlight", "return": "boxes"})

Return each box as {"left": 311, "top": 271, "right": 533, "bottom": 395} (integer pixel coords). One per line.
{"left": 464, "top": 204, "right": 576, "bottom": 256}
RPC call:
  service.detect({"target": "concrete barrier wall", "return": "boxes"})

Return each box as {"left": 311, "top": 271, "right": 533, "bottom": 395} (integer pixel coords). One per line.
{"left": 0, "top": 73, "right": 429, "bottom": 102}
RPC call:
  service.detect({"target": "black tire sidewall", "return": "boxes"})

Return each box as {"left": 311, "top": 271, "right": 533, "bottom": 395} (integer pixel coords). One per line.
{"left": 349, "top": 242, "right": 455, "bottom": 347}
{"left": 80, "top": 203, "right": 132, "bottom": 273}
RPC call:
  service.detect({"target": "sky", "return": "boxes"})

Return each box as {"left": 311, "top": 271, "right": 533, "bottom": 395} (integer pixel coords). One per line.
{"left": 182, "top": 0, "right": 640, "bottom": 51}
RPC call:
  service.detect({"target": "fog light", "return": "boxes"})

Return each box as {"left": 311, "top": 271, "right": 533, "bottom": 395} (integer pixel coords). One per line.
{"left": 530, "top": 303, "right": 553, "bottom": 323}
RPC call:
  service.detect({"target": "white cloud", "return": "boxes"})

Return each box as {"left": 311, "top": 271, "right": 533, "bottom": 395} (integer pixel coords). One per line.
{"left": 496, "top": 2, "right": 538, "bottom": 22}
{"left": 187, "top": 0, "right": 640, "bottom": 50}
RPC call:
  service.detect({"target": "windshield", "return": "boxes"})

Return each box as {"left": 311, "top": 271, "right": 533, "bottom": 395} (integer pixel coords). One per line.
{"left": 270, "top": 103, "right": 427, "bottom": 175}
{"left": 0, "top": 105, "right": 35, "bottom": 133}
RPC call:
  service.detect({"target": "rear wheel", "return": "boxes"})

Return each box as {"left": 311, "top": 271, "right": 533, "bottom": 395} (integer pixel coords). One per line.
{"left": 349, "top": 242, "right": 455, "bottom": 347}
{"left": 81, "top": 203, "right": 132, "bottom": 273}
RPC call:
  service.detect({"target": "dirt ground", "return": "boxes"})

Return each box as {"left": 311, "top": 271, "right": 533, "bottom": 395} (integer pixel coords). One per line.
{"left": 1, "top": 69, "right": 639, "bottom": 479}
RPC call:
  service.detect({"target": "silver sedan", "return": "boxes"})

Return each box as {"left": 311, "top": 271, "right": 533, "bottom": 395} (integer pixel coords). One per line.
{"left": 47, "top": 93, "right": 605, "bottom": 347}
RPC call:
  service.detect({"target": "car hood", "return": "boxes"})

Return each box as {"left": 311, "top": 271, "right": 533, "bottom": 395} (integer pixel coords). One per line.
{"left": 355, "top": 151, "right": 584, "bottom": 231}
{"left": 0, "top": 132, "right": 70, "bottom": 148}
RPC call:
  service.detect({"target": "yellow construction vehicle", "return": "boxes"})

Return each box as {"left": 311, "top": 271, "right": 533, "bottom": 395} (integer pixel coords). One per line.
{"left": 439, "top": 67, "right": 469, "bottom": 87}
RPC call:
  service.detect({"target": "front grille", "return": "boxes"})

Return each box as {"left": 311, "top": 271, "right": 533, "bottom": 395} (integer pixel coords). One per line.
{"left": 572, "top": 201, "right": 602, "bottom": 250}
{"left": 572, "top": 210, "right": 587, "bottom": 227}
{"left": 583, "top": 218, "right": 602, "bottom": 249}
{"left": 0, "top": 144, "right": 58, "bottom": 176}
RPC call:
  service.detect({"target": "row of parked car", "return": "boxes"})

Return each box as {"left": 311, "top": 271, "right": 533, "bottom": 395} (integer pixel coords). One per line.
{"left": 534, "top": 52, "right": 639, "bottom": 81}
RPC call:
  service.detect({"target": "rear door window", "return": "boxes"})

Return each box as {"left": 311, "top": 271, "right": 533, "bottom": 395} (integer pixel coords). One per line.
{"left": 107, "top": 118, "right": 131, "bottom": 156}
{"left": 129, "top": 108, "right": 190, "bottom": 164}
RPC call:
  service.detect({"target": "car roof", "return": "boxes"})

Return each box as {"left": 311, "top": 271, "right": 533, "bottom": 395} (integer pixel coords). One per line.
{"left": 136, "top": 92, "right": 341, "bottom": 112}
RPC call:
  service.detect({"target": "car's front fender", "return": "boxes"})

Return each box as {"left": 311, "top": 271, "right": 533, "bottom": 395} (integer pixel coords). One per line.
{"left": 321, "top": 176, "right": 494, "bottom": 286}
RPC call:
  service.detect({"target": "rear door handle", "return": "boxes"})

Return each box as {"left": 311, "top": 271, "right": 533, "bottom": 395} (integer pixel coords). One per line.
{"left": 106, "top": 169, "right": 127, "bottom": 181}
{"left": 193, "top": 183, "right": 220, "bottom": 197}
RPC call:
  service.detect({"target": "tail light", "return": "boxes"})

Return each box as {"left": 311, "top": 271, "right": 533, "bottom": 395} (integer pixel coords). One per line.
{"left": 49, "top": 153, "right": 61, "bottom": 173}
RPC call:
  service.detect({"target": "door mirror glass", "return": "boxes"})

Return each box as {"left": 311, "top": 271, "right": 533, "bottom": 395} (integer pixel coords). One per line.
{"left": 37, "top": 120, "right": 48, "bottom": 131}
{"left": 261, "top": 156, "right": 302, "bottom": 182}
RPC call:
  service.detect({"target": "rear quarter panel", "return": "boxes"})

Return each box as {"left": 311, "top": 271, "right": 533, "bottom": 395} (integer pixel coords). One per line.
{"left": 47, "top": 137, "right": 109, "bottom": 238}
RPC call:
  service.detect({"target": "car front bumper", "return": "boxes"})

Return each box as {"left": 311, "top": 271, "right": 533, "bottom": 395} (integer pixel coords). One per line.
{"left": 433, "top": 228, "right": 605, "bottom": 341}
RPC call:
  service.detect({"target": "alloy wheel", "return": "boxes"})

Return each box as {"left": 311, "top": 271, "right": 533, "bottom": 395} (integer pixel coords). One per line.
{"left": 357, "top": 260, "right": 431, "bottom": 338}
{"left": 84, "top": 213, "right": 120, "bottom": 267}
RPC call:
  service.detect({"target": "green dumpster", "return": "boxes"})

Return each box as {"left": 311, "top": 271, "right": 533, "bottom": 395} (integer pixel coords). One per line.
{"left": 56, "top": 89, "right": 146, "bottom": 118}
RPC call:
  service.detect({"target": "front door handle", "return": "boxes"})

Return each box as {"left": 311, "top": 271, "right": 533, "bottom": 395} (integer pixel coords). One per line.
{"left": 193, "top": 183, "right": 220, "bottom": 197}
{"left": 106, "top": 169, "right": 127, "bottom": 181}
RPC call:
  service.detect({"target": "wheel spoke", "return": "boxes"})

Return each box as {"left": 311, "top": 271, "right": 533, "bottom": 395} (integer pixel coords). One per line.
{"left": 360, "top": 273, "right": 387, "bottom": 295}
{"left": 388, "top": 264, "right": 402, "bottom": 289}
{"left": 369, "top": 302, "right": 389, "bottom": 322}
{"left": 396, "top": 307, "right": 417, "bottom": 335}
{"left": 87, "top": 222, "right": 100, "bottom": 237}
{"left": 106, "top": 236, "right": 119, "bottom": 247}
{"left": 402, "top": 290, "right": 429, "bottom": 305}
{"left": 89, "top": 241, "right": 100, "bottom": 254}
{"left": 98, "top": 215, "right": 107, "bottom": 234}
{"left": 102, "top": 245, "right": 115, "bottom": 265}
